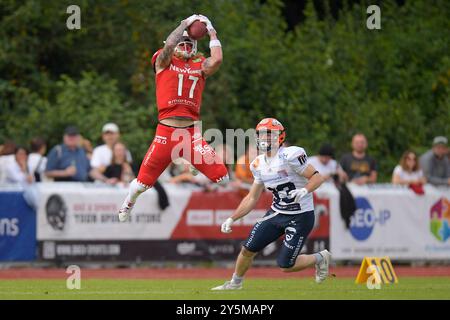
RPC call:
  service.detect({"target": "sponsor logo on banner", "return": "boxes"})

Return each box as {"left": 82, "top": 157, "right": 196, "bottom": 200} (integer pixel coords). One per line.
{"left": 430, "top": 198, "right": 450, "bottom": 242}
{"left": 46, "top": 194, "right": 67, "bottom": 231}
{"left": 0, "top": 218, "right": 19, "bottom": 236}
{"left": 208, "top": 244, "right": 234, "bottom": 255}
{"left": 350, "top": 197, "right": 391, "bottom": 241}
{"left": 176, "top": 242, "right": 197, "bottom": 255}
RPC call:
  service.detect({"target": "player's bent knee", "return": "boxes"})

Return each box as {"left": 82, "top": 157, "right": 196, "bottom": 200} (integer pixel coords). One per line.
{"left": 241, "top": 247, "right": 257, "bottom": 258}
{"left": 277, "top": 258, "right": 295, "bottom": 271}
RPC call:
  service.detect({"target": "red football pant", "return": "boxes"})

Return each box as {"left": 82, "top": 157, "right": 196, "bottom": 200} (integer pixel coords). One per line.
{"left": 137, "top": 123, "right": 229, "bottom": 187}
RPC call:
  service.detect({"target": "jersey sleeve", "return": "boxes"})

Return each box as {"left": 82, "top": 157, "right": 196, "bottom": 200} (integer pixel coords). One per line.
{"left": 249, "top": 157, "right": 263, "bottom": 184}
{"left": 285, "top": 146, "right": 309, "bottom": 174}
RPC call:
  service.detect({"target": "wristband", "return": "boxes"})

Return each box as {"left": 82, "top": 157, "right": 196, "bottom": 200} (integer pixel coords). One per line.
{"left": 209, "top": 39, "right": 222, "bottom": 48}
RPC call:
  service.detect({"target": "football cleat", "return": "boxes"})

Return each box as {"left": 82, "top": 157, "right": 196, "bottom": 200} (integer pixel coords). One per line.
{"left": 211, "top": 281, "right": 242, "bottom": 291}
{"left": 315, "top": 249, "right": 331, "bottom": 284}
{"left": 118, "top": 203, "right": 134, "bottom": 222}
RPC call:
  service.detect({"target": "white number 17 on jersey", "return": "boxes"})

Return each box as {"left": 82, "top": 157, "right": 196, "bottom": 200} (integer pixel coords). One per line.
{"left": 178, "top": 74, "right": 199, "bottom": 99}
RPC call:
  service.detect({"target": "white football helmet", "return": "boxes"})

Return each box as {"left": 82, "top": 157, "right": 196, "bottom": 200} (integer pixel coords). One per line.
{"left": 174, "top": 31, "right": 197, "bottom": 59}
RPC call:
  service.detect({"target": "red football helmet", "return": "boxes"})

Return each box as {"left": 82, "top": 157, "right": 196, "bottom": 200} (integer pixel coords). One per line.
{"left": 255, "top": 118, "right": 286, "bottom": 152}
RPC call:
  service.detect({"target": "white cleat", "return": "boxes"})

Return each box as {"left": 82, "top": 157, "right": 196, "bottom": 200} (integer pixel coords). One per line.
{"left": 118, "top": 204, "right": 134, "bottom": 222}
{"left": 315, "top": 249, "right": 332, "bottom": 284}
{"left": 211, "top": 281, "right": 242, "bottom": 291}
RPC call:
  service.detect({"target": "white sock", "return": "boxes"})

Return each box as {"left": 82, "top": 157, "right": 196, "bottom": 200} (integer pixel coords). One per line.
{"left": 123, "top": 179, "right": 149, "bottom": 207}
{"left": 231, "top": 273, "right": 243, "bottom": 285}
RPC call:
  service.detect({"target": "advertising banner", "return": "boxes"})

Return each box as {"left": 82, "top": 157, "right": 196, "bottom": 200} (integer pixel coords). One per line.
{"left": 0, "top": 191, "right": 36, "bottom": 261}
{"left": 330, "top": 185, "right": 450, "bottom": 260}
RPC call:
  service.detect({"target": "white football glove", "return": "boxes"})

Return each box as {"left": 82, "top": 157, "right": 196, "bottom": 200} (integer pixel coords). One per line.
{"left": 288, "top": 188, "right": 308, "bottom": 202}
{"left": 221, "top": 217, "right": 233, "bottom": 233}
{"left": 198, "top": 14, "right": 215, "bottom": 33}
{"left": 184, "top": 14, "right": 200, "bottom": 27}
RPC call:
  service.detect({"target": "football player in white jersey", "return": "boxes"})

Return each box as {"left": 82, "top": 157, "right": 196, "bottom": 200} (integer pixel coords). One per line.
{"left": 212, "top": 118, "right": 331, "bottom": 290}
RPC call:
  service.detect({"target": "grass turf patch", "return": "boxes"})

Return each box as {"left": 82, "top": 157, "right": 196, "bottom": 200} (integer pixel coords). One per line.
{"left": 0, "top": 277, "right": 449, "bottom": 300}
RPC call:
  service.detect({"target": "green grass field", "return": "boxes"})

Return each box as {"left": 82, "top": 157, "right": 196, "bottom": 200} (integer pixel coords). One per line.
{"left": 0, "top": 277, "right": 449, "bottom": 300}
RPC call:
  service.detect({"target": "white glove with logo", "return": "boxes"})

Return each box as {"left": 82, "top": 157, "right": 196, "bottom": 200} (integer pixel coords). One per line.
{"left": 184, "top": 14, "right": 200, "bottom": 27}
{"left": 288, "top": 188, "right": 308, "bottom": 203}
{"left": 221, "top": 217, "right": 234, "bottom": 233}
{"left": 198, "top": 14, "right": 215, "bottom": 33}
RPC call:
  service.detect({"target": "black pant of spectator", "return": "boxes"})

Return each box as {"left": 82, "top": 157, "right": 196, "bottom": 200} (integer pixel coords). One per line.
{"left": 153, "top": 180, "right": 170, "bottom": 210}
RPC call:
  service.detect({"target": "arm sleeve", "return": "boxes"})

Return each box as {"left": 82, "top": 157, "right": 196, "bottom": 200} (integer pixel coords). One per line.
{"left": 249, "top": 161, "right": 263, "bottom": 184}
{"left": 287, "top": 147, "right": 309, "bottom": 174}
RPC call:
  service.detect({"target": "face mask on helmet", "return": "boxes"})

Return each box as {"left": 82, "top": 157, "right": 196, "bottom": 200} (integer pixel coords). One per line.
{"left": 174, "top": 31, "right": 197, "bottom": 59}
{"left": 255, "top": 130, "right": 281, "bottom": 152}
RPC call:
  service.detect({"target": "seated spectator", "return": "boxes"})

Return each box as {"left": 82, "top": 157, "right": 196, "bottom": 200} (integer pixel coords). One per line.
{"left": 4, "top": 146, "right": 34, "bottom": 184}
{"left": 103, "top": 142, "right": 135, "bottom": 185}
{"left": 91, "top": 123, "right": 132, "bottom": 172}
{"left": 45, "top": 126, "right": 99, "bottom": 182}
{"left": 309, "top": 143, "right": 347, "bottom": 183}
{"left": 340, "top": 133, "right": 377, "bottom": 185}
{"left": 0, "top": 140, "right": 17, "bottom": 184}
{"left": 419, "top": 136, "right": 449, "bottom": 187}
{"left": 392, "top": 150, "right": 426, "bottom": 185}
{"left": 28, "top": 137, "right": 47, "bottom": 182}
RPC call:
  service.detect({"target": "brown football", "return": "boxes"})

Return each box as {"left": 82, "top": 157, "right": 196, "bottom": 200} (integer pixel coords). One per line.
{"left": 187, "top": 20, "right": 207, "bottom": 40}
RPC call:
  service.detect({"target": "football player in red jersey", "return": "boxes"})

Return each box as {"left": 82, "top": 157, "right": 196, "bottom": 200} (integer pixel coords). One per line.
{"left": 118, "top": 14, "right": 229, "bottom": 221}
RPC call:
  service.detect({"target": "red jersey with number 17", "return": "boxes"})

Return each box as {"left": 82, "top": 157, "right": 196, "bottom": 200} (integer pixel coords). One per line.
{"left": 151, "top": 49, "right": 206, "bottom": 121}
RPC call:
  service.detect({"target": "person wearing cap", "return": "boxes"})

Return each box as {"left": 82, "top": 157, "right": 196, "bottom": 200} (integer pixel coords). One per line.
{"left": 45, "top": 126, "right": 94, "bottom": 182}
{"left": 309, "top": 143, "right": 347, "bottom": 183}
{"left": 419, "top": 136, "right": 450, "bottom": 187}
{"left": 90, "top": 123, "right": 132, "bottom": 173}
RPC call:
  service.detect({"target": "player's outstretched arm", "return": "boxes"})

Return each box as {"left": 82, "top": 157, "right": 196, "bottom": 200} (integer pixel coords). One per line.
{"left": 155, "top": 14, "right": 199, "bottom": 73}
{"left": 221, "top": 182, "right": 265, "bottom": 233}
{"left": 301, "top": 165, "right": 325, "bottom": 193}
{"left": 198, "top": 15, "right": 222, "bottom": 78}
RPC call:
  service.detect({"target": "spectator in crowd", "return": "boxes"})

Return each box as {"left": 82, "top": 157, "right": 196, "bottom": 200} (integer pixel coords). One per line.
{"left": 103, "top": 142, "right": 135, "bottom": 185}
{"left": 392, "top": 150, "right": 426, "bottom": 185}
{"left": 419, "top": 136, "right": 450, "bottom": 187}
{"left": 4, "top": 146, "right": 34, "bottom": 184}
{"left": 28, "top": 137, "right": 47, "bottom": 182}
{"left": 80, "top": 136, "right": 94, "bottom": 160}
{"left": 309, "top": 143, "right": 347, "bottom": 183}
{"left": 45, "top": 126, "right": 103, "bottom": 182}
{"left": 340, "top": 133, "right": 377, "bottom": 185}
{"left": 91, "top": 123, "right": 132, "bottom": 172}
{"left": 0, "top": 140, "right": 17, "bottom": 184}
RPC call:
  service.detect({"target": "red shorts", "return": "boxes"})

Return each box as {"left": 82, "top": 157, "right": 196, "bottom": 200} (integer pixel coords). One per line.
{"left": 137, "top": 123, "right": 229, "bottom": 187}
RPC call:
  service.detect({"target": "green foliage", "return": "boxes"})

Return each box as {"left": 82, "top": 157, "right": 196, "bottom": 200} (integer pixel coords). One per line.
{"left": 0, "top": 0, "right": 449, "bottom": 181}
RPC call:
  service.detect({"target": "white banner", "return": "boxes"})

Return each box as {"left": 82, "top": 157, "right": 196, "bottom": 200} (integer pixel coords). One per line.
{"left": 36, "top": 183, "right": 191, "bottom": 240}
{"left": 330, "top": 184, "right": 450, "bottom": 260}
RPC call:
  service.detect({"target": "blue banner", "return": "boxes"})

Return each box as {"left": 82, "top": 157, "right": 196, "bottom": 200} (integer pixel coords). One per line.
{"left": 0, "top": 192, "right": 36, "bottom": 261}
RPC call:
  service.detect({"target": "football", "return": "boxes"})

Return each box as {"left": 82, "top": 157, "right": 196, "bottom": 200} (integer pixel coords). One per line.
{"left": 187, "top": 20, "right": 207, "bottom": 40}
